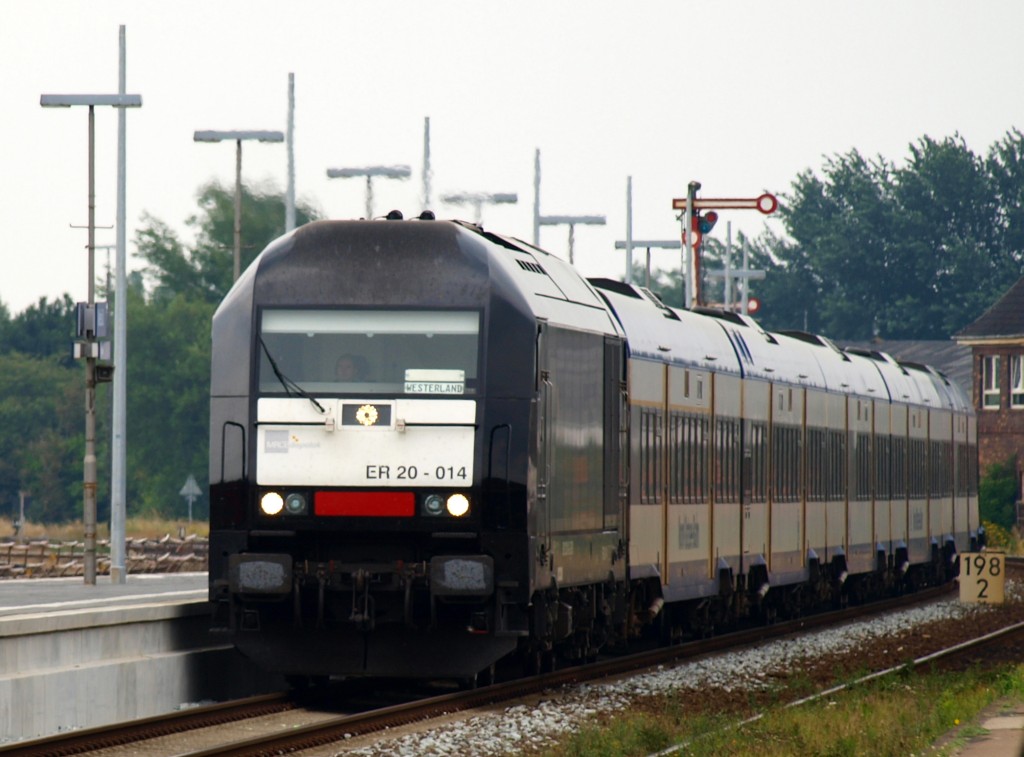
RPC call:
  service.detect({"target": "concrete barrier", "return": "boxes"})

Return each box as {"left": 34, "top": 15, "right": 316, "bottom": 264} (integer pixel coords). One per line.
{"left": 0, "top": 596, "right": 285, "bottom": 742}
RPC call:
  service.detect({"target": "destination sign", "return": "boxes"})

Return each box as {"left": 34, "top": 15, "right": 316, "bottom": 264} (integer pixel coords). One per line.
{"left": 404, "top": 368, "right": 465, "bottom": 395}
{"left": 405, "top": 382, "right": 465, "bottom": 395}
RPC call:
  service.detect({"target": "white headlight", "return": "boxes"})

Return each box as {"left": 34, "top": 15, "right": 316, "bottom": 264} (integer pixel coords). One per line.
{"left": 446, "top": 493, "right": 470, "bottom": 517}
{"left": 260, "top": 491, "right": 284, "bottom": 516}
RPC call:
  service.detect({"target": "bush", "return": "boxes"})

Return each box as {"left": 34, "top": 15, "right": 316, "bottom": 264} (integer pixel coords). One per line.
{"left": 979, "top": 457, "right": 1018, "bottom": 530}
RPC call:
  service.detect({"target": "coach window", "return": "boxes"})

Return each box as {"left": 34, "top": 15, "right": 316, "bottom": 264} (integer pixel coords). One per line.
{"left": 1011, "top": 355, "right": 1024, "bottom": 408}
{"left": 983, "top": 355, "right": 1001, "bottom": 409}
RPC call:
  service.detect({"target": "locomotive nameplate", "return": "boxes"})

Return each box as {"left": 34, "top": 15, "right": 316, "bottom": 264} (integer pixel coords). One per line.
{"left": 959, "top": 552, "right": 1005, "bottom": 605}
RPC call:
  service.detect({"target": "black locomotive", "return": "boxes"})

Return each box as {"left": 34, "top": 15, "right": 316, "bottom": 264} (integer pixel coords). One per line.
{"left": 208, "top": 214, "right": 979, "bottom": 682}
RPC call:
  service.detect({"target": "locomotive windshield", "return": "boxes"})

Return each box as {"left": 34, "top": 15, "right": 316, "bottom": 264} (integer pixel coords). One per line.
{"left": 257, "top": 308, "right": 480, "bottom": 395}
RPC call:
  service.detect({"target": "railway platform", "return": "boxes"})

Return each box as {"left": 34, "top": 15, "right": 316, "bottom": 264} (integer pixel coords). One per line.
{"left": 949, "top": 699, "right": 1024, "bottom": 756}
{"left": 0, "top": 572, "right": 284, "bottom": 743}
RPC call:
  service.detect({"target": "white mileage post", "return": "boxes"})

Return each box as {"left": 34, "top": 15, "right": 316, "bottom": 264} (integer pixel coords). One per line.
{"left": 959, "top": 552, "right": 1006, "bottom": 605}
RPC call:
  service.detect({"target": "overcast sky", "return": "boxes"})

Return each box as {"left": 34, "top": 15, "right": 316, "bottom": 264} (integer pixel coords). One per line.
{"left": 2, "top": 0, "right": 1023, "bottom": 315}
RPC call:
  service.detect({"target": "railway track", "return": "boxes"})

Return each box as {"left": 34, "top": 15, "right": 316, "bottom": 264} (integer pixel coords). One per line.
{"left": 8, "top": 578, "right": 999, "bottom": 757}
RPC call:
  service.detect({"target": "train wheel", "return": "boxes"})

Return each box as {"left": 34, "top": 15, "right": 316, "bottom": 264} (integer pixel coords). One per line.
{"left": 478, "top": 662, "right": 497, "bottom": 687}
{"left": 542, "top": 649, "right": 557, "bottom": 673}
{"left": 286, "top": 674, "right": 329, "bottom": 691}
{"left": 524, "top": 649, "right": 543, "bottom": 677}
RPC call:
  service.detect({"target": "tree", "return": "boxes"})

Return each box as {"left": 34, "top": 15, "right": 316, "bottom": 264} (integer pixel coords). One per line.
{"left": 125, "top": 289, "right": 214, "bottom": 517}
{"left": 137, "top": 181, "right": 321, "bottom": 304}
{"left": 124, "top": 181, "right": 320, "bottom": 518}
{"left": 0, "top": 181, "right": 316, "bottom": 525}
{"left": 1, "top": 295, "right": 78, "bottom": 365}
{"left": 0, "top": 299, "right": 9, "bottom": 345}
{"left": 0, "top": 353, "right": 84, "bottom": 522}
{"left": 749, "top": 131, "right": 1024, "bottom": 339}
{"left": 979, "top": 457, "right": 1018, "bottom": 531}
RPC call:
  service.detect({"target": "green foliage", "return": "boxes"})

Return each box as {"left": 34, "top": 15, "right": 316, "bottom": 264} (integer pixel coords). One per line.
{"left": 137, "top": 180, "right": 321, "bottom": 304}
{"left": 979, "top": 457, "right": 1018, "bottom": 530}
{"left": 539, "top": 667, "right": 1024, "bottom": 757}
{"left": 121, "top": 182, "right": 319, "bottom": 518}
{"left": 0, "top": 354, "right": 84, "bottom": 522}
{"left": 0, "top": 181, "right": 317, "bottom": 525}
{"left": 2, "top": 295, "right": 77, "bottom": 365}
{"left": 548, "top": 713, "right": 673, "bottom": 756}
{"left": 980, "top": 519, "right": 1020, "bottom": 552}
{"left": 125, "top": 289, "right": 215, "bottom": 517}
{"left": 748, "top": 130, "right": 1024, "bottom": 339}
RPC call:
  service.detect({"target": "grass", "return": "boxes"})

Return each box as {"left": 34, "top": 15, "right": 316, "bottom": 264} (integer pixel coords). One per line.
{"left": 0, "top": 516, "right": 208, "bottom": 542}
{"left": 533, "top": 664, "right": 1024, "bottom": 757}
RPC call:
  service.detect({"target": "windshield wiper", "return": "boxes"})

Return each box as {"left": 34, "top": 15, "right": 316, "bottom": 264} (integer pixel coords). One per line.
{"left": 258, "top": 336, "right": 326, "bottom": 414}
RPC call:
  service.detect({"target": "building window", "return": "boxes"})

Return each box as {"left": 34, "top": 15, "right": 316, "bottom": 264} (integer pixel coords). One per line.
{"left": 1012, "top": 356, "right": 1024, "bottom": 408}
{"left": 983, "top": 355, "right": 1001, "bottom": 409}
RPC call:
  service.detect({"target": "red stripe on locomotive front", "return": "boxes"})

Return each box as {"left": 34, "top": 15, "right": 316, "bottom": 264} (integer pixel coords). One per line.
{"left": 314, "top": 491, "right": 415, "bottom": 517}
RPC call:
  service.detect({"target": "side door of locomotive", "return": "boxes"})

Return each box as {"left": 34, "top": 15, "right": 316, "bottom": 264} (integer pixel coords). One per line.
{"left": 533, "top": 322, "right": 553, "bottom": 591}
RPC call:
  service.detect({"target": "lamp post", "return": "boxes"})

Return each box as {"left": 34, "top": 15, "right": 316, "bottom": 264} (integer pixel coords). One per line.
{"left": 326, "top": 165, "right": 411, "bottom": 220}
{"left": 539, "top": 214, "right": 606, "bottom": 264}
{"left": 193, "top": 130, "right": 284, "bottom": 282}
{"left": 41, "top": 92, "right": 141, "bottom": 586}
{"left": 531, "top": 149, "right": 604, "bottom": 261}
{"left": 441, "top": 191, "right": 518, "bottom": 225}
{"left": 614, "top": 239, "right": 681, "bottom": 289}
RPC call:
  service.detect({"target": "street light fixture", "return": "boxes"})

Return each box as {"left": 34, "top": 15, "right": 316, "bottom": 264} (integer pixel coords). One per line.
{"left": 441, "top": 191, "right": 518, "bottom": 225}
{"left": 614, "top": 239, "right": 680, "bottom": 289}
{"left": 326, "top": 165, "right": 411, "bottom": 220}
{"left": 193, "top": 129, "right": 284, "bottom": 282}
{"left": 531, "top": 149, "right": 605, "bottom": 262}
{"left": 41, "top": 91, "right": 141, "bottom": 586}
{"left": 539, "top": 214, "right": 606, "bottom": 264}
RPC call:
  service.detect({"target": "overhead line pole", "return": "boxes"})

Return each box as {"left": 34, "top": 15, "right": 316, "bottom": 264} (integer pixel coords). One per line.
{"left": 111, "top": 25, "right": 131, "bottom": 584}
{"left": 41, "top": 91, "right": 142, "bottom": 586}
{"left": 286, "top": 73, "right": 296, "bottom": 233}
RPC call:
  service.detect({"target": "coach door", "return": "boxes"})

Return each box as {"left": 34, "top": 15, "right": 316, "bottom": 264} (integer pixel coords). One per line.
{"left": 627, "top": 358, "right": 667, "bottom": 582}
{"left": 665, "top": 364, "right": 713, "bottom": 598}
{"left": 741, "top": 379, "right": 769, "bottom": 576}
{"left": 537, "top": 325, "right": 553, "bottom": 587}
{"left": 847, "top": 396, "right": 874, "bottom": 575}
{"left": 929, "top": 410, "right": 954, "bottom": 552}
{"left": 770, "top": 384, "right": 804, "bottom": 579}
{"left": 538, "top": 324, "right": 618, "bottom": 586}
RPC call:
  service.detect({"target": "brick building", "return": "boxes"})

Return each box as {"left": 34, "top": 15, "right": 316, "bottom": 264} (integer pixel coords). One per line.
{"left": 954, "top": 277, "right": 1024, "bottom": 489}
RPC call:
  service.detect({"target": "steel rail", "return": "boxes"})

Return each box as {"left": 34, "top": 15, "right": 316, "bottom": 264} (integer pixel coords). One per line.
{"left": 1, "top": 692, "right": 294, "bottom": 757}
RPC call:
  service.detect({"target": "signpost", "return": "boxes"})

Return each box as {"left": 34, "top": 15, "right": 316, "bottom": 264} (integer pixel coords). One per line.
{"left": 671, "top": 189, "right": 778, "bottom": 308}
{"left": 959, "top": 552, "right": 1005, "bottom": 604}
{"left": 706, "top": 222, "right": 767, "bottom": 314}
{"left": 179, "top": 474, "right": 202, "bottom": 524}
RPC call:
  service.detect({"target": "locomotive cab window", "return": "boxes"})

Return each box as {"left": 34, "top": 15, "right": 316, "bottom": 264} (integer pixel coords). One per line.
{"left": 258, "top": 309, "right": 480, "bottom": 395}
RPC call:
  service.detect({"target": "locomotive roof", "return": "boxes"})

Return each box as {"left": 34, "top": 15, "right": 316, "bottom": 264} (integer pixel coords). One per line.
{"left": 465, "top": 226, "right": 623, "bottom": 337}
{"left": 215, "top": 217, "right": 623, "bottom": 337}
